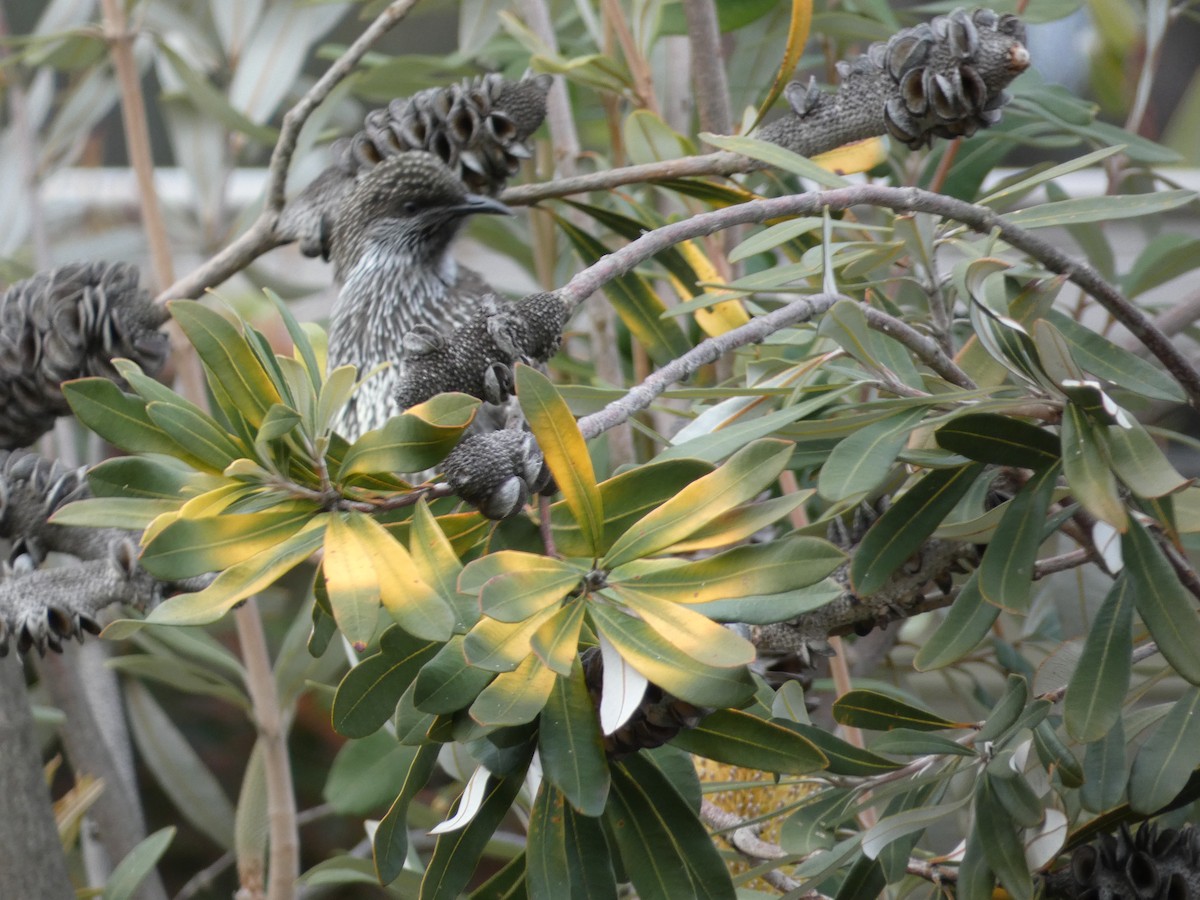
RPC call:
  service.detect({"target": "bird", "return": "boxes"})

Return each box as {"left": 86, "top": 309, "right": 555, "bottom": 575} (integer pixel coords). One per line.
{"left": 327, "top": 150, "right": 513, "bottom": 441}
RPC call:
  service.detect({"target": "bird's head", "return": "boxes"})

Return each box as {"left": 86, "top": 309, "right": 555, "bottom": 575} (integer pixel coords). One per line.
{"left": 332, "top": 151, "right": 511, "bottom": 278}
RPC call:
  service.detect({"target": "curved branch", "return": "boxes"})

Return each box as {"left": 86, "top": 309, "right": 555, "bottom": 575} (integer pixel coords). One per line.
{"left": 559, "top": 185, "right": 1200, "bottom": 408}
{"left": 156, "top": 0, "right": 424, "bottom": 304}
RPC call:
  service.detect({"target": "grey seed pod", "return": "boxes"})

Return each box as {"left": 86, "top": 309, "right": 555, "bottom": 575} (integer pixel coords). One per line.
{"left": 0, "top": 262, "right": 167, "bottom": 450}
{"left": 442, "top": 429, "right": 552, "bottom": 520}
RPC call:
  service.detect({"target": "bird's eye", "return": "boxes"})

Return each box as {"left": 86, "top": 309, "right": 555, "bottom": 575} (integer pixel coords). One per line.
{"left": 402, "top": 201, "right": 419, "bottom": 215}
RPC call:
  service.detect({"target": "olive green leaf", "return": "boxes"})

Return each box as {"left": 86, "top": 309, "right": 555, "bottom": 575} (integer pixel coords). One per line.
{"left": 331, "top": 626, "right": 440, "bottom": 738}
{"left": 1064, "top": 573, "right": 1133, "bottom": 742}
{"left": 670, "top": 709, "right": 827, "bottom": 774}
{"left": 832, "top": 690, "right": 964, "bottom": 732}
{"left": 914, "top": 572, "right": 1000, "bottom": 671}
{"left": 538, "top": 659, "right": 610, "bottom": 816}
{"left": 140, "top": 507, "right": 317, "bottom": 581}
{"left": 935, "top": 413, "right": 1060, "bottom": 469}
{"left": 1129, "top": 687, "right": 1200, "bottom": 815}
{"left": 978, "top": 463, "right": 1060, "bottom": 612}
{"left": 1124, "top": 518, "right": 1200, "bottom": 685}
{"left": 468, "top": 654, "right": 556, "bottom": 727}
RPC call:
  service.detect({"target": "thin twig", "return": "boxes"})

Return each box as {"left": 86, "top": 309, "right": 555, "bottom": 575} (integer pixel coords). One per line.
{"left": 235, "top": 600, "right": 299, "bottom": 900}
{"left": 860, "top": 305, "right": 975, "bottom": 389}
{"left": 156, "top": 0, "right": 423, "bottom": 304}
{"left": 557, "top": 186, "right": 1200, "bottom": 408}
{"left": 100, "top": 0, "right": 175, "bottom": 289}
{"left": 1033, "top": 549, "right": 1092, "bottom": 580}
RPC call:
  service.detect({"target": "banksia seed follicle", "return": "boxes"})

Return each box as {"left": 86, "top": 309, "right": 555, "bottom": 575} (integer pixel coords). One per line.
{"left": 0, "top": 262, "right": 168, "bottom": 450}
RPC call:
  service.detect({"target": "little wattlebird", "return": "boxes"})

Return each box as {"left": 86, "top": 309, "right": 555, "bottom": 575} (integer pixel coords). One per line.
{"left": 326, "top": 150, "right": 513, "bottom": 440}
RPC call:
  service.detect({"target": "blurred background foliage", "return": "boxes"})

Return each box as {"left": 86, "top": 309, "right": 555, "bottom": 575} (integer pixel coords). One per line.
{"left": 3, "top": 0, "right": 1200, "bottom": 898}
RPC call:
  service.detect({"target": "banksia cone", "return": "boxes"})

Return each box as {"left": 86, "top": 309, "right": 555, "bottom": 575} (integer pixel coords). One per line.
{"left": 760, "top": 7, "right": 1029, "bottom": 158}
{"left": 337, "top": 73, "right": 552, "bottom": 195}
{"left": 1043, "top": 823, "right": 1200, "bottom": 899}
{"left": 0, "top": 262, "right": 169, "bottom": 450}
{"left": 281, "top": 73, "right": 551, "bottom": 257}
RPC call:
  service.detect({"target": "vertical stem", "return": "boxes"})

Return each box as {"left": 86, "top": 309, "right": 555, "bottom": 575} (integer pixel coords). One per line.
{"left": 0, "top": 656, "right": 77, "bottom": 900}
{"left": 681, "top": 0, "right": 733, "bottom": 137}
{"left": 99, "top": 0, "right": 175, "bottom": 289}
{"left": 235, "top": 599, "right": 299, "bottom": 900}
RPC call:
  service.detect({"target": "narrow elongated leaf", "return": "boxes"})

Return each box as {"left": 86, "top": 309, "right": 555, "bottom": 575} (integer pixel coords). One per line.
{"left": 701, "top": 132, "right": 848, "bottom": 189}
{"left": 986, "top": 752, "right": 1043, "bottom": 827}
{"left": 1102, "top": 421, "right": 1190, "bottom": 499}
{"left": 748, "top": 0, "right": 813, "bottom": 129}
{"left": 410, "top": 500, "right": 475, "bottom": 632}
{"left": 1006, "top": 190, "right": 1195, "bottom": 229}
{"left": 463, "top": 606, "right": 561, "bottom": 672}
{"left": 338, "top": 394, "right": 479, "bottom": 478}
{"left": 610, "top": 536, "right": 844, "bottom": 603}
{"left": 1064, "top": 573, "right": 1133, "bottom": 742}
{"left": 914, "top": 572, "right": 1000, "bottom": 670}
{"left": 350, "top": 512, "right": 455, "bottom": 641}
{"left": 975, "top": 675, "right": 1030, "bottom": 744}
{"left": 324, "top": 512, "right": 382, "bottom": 649}
{"left": 832, "top": 690, "right": 962, "bottom": 732}
{"left": 1124, "top": 518, "right": 1200, "bottom": 684}
{"left": 87, "top": 456, "right": 212, "bottom": 500}
{"left": 128, "top": 518, "right": 326, "bottom": 631}
{"left": 51, "top": 498, "right": 178, "bottom": 530}
{"left": 588, "top": 602, "right": 754, "bottom": 708}
{"left": 479, "top": 568, "right": 580, "bottom": 624}
{"left": 527, "top": 784, "right": 571, "bottom": 900}
{"left": 1081, "top": 720, "right": 1127, "bottom": 813}
{"left": 1061, "top": 404, "right": 1127, "bottom": 528}
{"left": 331, "top": 626, "right": 440, "bottom": 738}
{"left": 850, "top": 463, "right": 985, "bottom": 595}
{"left": 102, "top": 827, "right": 176, "bottom": 900}
{"left": 562, "top": 804, "right": 618, "bottom": 900}
{"left": 1129, "top": 687, "right": 1200, "bottom": 814}
{"left": 323, "top": 733, "right": 418, "bottom": 816}
{"left": 517, "top": 365, "right": 603, "bottom": 555}
{"left": 976, "top": 780, "right": 1033, "bottom": 900}
{"left": 469, "top": 654, "right": 556, "bottom": 726}
{"left": 610, "top": 588, "right": 755, "bottom": 668}
{"left": 980, "top": 145, "right": 1127, "bottom": 206}
{"left": 530, "top": 600, "right": 586, "bottom": 676}
{"left": 141, "top": 508, "right": 315, "bottom": 581}
{"left": 63, "top": 378, "right": 184, "bottom": 457}
{"left": 666, "top": 491, "right": 811, "bottom": 553}
{"left": 603, "top": 439, "right": 793, "bottom": 569}
{"left": 146, "top": 401, "right": 245, "bottom": 472}
{"left": 169, "top": 299, "right": 282, "bottom": 425}
{"left": 777, "top": 721, "right": 901, "bottom": 776}
{"left": 819, "top": 408, "right": 928, "bottom": 501}
{"left": 818, "top": 299, "right": 880, "bottom": 370}
{"left": 605, "top": 755, "right": 736, "bottom": 900}
{"left": 548, "top": 458, "right": 713, "bottom": 557}
{"left": 598, "top": 632, "right": 647, "bottom": 735}
{"left": 670, "top": 709, "right": 827, "bottom": 774}
{"left": 978, "top": 463, "right": 1060, "bottom": 612}
{"left": 420, "top": 768, "right": 530, "bottom": 900}
{"left": 412, "top": 637, "right": 495, "bottom": 714}
{"left": 862, "top": 796, "right": 970, "bottom": 860}
{"left": 1046, "top": 309, "right": 1186, "bottom": 403}
{"left": 869, "top": 729, "right": 975, "bottom": 757}
{"left": 935, "top": 413, "right": 1060, "bottom": 469}
{"left": 539, "top": 659, "right": 610, "bottom": 816}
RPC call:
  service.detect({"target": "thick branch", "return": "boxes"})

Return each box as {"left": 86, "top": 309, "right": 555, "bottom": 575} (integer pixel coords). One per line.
{"left": 155, "top": 0, "right": 423, "bottom": 304}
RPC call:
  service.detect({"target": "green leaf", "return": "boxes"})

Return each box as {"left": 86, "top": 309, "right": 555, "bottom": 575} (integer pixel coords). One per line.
{"left": 914, "top": 572, "right": 1000, "bottom": 670}
{"left": 1129, "top": 687, "right": 1200, "bottom": 815}
{"left": 87, "top": 456, "right": 213, "bottom": 500}
{"left": 141, "top": 507, "right": 316, "bottom": 581}
{"left": 413, "top": 636, "right": 496, "bottom": 714}
{"left": 819, "top": 408, "right": 929, "bottom": 501}
{"left": 1032, "top": 720, "right": 1084, "bottom": 788}
{"left": 128, "top": 518, "right": 327, "bottom": 632}
{"left": 410, "top": 499, "right": 475, "bottom": 632}
{"left": 869, "top": 729, "right": 975, "bottom": 757}
{"left": 1046, "top": 310, "right": 1186, "bottom": 402}
{"left": 1061, "top": 404, "right": 1127, "bottom": 529}
{"left": 850, "top": 463, "right": 985, "bottom": 595}
{"left": 146, "top": 401, "right": 246, "bottom": 473}
{"left": 1124, "top": 518, "right": 1200, "bottom": 685}
{"left": 666, "top": 491, "right": 811, "bottom": 553}
{"left": 1005, "top": 190, "right": 1196, "bottom": 228}
{"left": 861, "top": 796, "right": 970, "bottom": 860}
{"left": 548, "top": 458, "right": 713, "bottom": 557}
{"left": 50, "top": 497, "right": 178, "bottom": 530}
{"left": 975, "top": 675, "right": 1031, "bottom": 745}
{"left": 463, "top": 606, "right": 561, "bottom": 672}
{"left": 777, "top": 721, "right": 902, "bottom": 776}
{"left": 527, "top": 784, "right": 571, "bottom": 900}
{"left": 687, "top": 580, "right": 843, "bottom": 624}
{"left": 517, "top": 365, "right": 604, "bottom": 556}
{"left": 1102, "top": 421, "right": 1190, "bottom": 499}
{"left": 935, "top": 413, "right": 1060, "bottom": 469}
{"left": 102, "top": 827, "right": 176, "bottom": 900}
{"left": 978, "top": 463, "right": 1060, "bottom": 612}
{"left": 554, "top": 216, "right": 692, "bottom": 366}
{"left": 1064, "top": 573, "right": 1133, "bottom": 742}
{"left": 605, "top": 755, "right": 736, "bottom": 900}
{"left": 610, "top": 536, "right": 844, "bottom": 603}
{"left": 420, "top": 767, "right": 531, "bottom": 900}
{"left": 63, "top": 378, "right": 183, "bottom": 457}
{"left": 324, "top": 733, "right": 418, "bottom": 815}
{"left": 1081, "top": 719, "right": 1127, "bottom": 813}
{"left": 338, "top": 393, "right": 479, "bottom": 479}
{"left": 561, "top": 804, "right": 618, "bottom": 900}
{"left": 157, "top": 41, "right": 278, "bottom": 143}
{"left": 832, "top": 690, "right": 962, "bottom": 732}
{"left": 331, "top": 626, "right": 440, "bottom": 738}
{"left": 468, "top": 654, "right": 556, "bottom": 726}
{"left": 700, "top": 132, "right": 849, "bottom": 189}
{"left": 530, "top": 600, "right": 586, "bottom": 676}
{"left": 349, "top": 512, "right": 456, "bottom": 642}
{"left": 670, "top": 709, "right": 828, "bottom": 774}
{"left": 323, "top": 512, "right": 383, "bottom": 649}
{"left": 539, "top": 659, "right": 610, "bottom": 816}
{"left": 986, "top": 751, "right": 1044, "bottom": 827}
{"left": 603, "top": 439, "right": 794, "bottom": 568}
{"left": 976, "top": 780, "right": 1033, "bottom": 900}
{"left": 607, "top": 587, "right": 755, "bottom": 668}
{"left": 980, "top": 144, "right": 1126, "bottom": 206}
{"left": 588, "top": 602, "right": 755, "bottom": 708}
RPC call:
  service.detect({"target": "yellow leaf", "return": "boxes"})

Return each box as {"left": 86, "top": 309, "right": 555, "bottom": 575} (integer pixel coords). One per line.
{"left": 811, "top": 137, "right": 888, "bottom": 176}
{"left": 674, "top": 240, "right": 750, "bottom": 337}
{"left": 748, "top": 0, "right": 813, "bottom": 132}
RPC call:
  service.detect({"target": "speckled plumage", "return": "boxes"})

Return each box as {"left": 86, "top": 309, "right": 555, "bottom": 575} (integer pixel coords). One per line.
{"left": 328, "top": 152, "right": 511, "bottom": 440}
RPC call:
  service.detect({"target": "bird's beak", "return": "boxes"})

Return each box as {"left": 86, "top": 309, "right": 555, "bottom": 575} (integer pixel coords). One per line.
{"left": 455, "top": 194, "right": 514, "bottom": 217}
